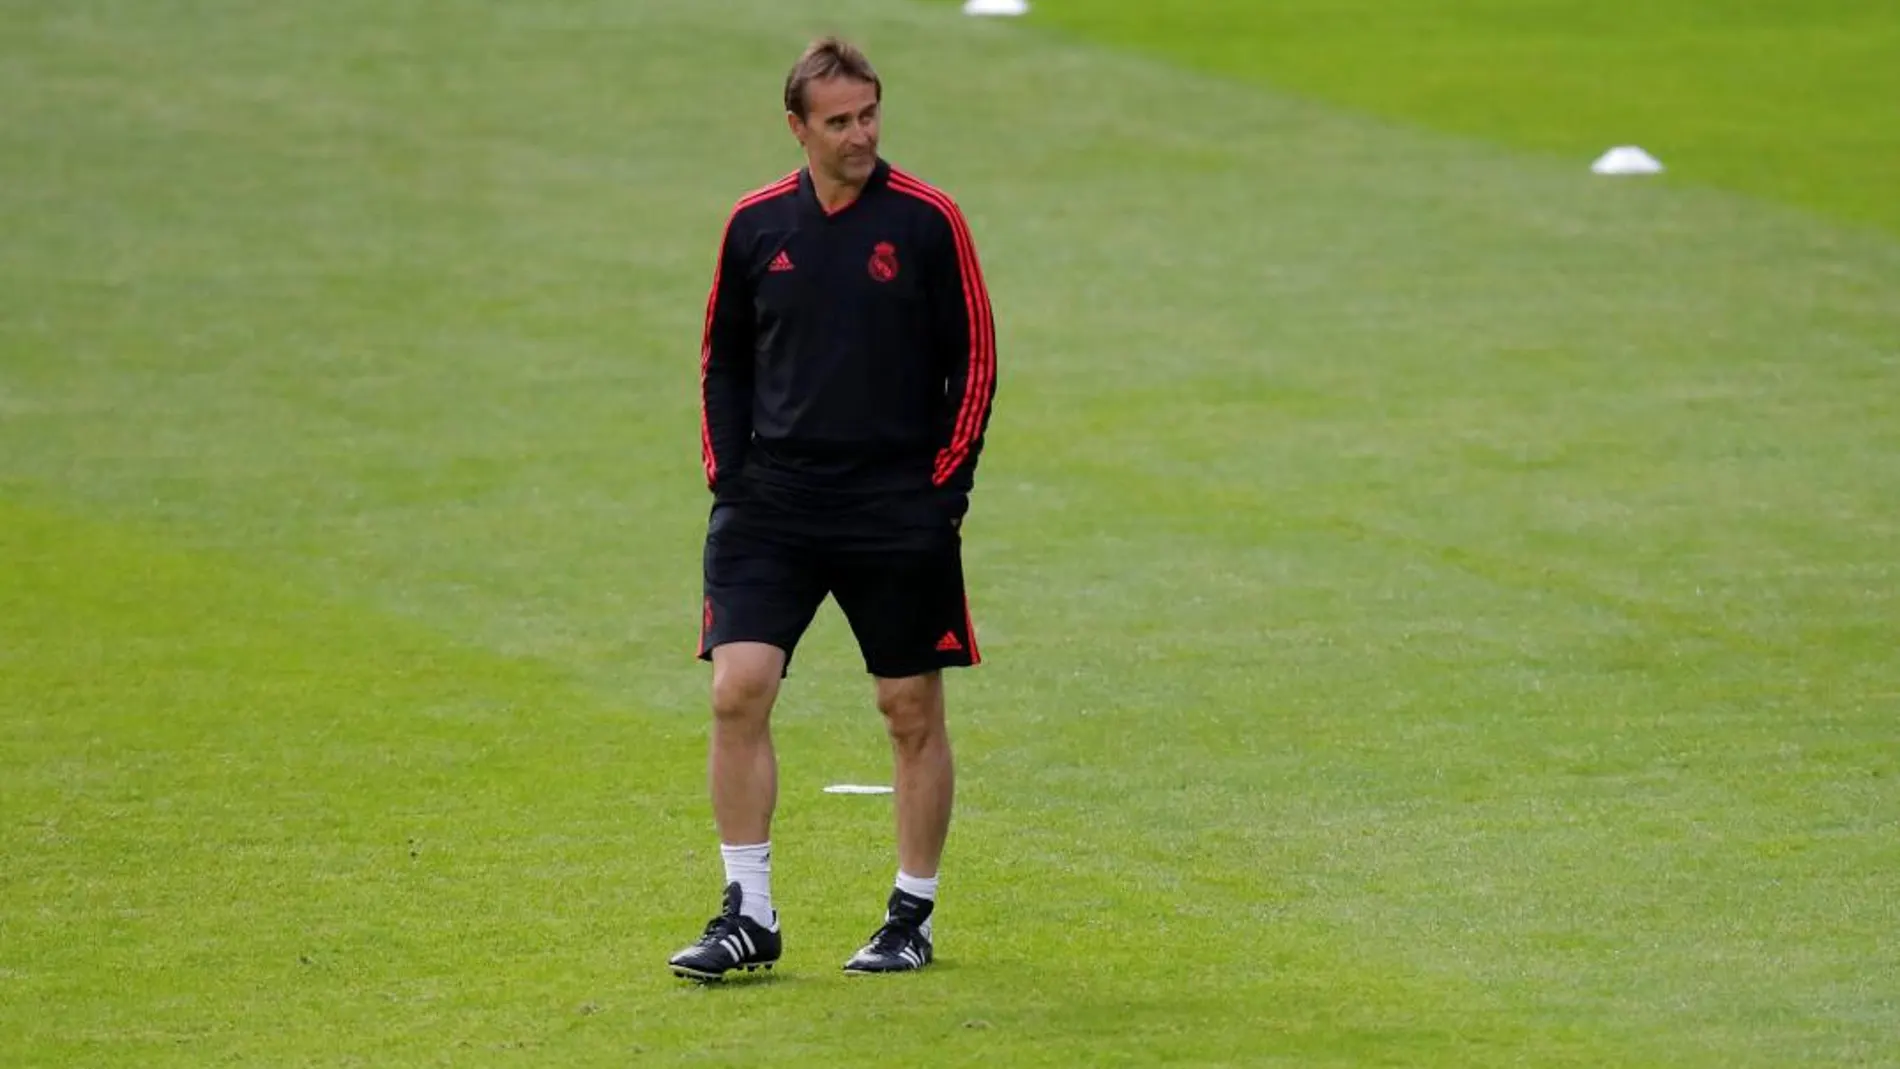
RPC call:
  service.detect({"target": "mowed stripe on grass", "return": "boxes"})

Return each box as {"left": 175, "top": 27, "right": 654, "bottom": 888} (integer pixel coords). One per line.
{"left": 0, "top": 500, "right": 715, "bottom": 1063}
{"left": 1006, "top": 0, "right": 1900, "bottom": 233}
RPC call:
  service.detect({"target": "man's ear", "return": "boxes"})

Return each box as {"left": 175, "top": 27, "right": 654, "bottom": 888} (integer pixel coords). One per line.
{"left": 785, "top": 111, "right": 803, "bottom": 145}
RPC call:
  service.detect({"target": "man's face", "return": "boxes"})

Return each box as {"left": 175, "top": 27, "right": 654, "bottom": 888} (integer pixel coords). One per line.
{"left": 789, "top": 75, "right": 880, "bottom": 186}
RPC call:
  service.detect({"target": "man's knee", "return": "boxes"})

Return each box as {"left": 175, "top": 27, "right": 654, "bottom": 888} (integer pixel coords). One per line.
{"left": 711, "top": 643, "right": 785, "bottom": 724}
{"left": 877, "top": 673, "right": 944, "bottom": 748}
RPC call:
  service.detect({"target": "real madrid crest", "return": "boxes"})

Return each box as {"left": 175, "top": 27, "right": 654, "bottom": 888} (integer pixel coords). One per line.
{"left": 868, "top": 241, "right": 899, "bottom": 283}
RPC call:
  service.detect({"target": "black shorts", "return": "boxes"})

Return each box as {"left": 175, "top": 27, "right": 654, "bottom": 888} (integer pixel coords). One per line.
{"left": 696, "top": 485, "right": 980, "bottom": 678}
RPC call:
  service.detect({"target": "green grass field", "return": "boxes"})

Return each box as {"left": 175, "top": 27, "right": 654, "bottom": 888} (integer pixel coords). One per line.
{"left": 3, "top": 1, "right": 1897, "bottom": 1066}
{"left": 1017, "top": 0, "right": 1900, "bottom": 234}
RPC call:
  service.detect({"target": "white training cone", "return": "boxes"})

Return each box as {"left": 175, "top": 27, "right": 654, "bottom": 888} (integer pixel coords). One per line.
{"left": 1591, "top": 146, "right": 1664, "bottom": 175}
{"left": 963, "top": 0, "right": 1029, "bottom": 15}
{"left": 823, "top": 784, "right": 894, "bottom": 795}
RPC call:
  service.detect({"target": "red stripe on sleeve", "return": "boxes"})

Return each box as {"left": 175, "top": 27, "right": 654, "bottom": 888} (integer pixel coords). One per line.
{"left": 699, "top": 174, "right": 798, "bottom": 487}
{"left": 889, "top": 171, "right": 995, "bottom": 486}
{"left": 697, "top": 226, "right": 727, "bottom": 486}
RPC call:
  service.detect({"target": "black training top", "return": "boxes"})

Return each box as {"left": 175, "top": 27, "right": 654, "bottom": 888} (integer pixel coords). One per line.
{"left": 698, "top": 158, "right": 998, "bottom": 502}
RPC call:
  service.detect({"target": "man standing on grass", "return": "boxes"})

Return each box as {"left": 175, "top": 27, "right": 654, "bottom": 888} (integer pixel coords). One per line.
{"left": 667, "top": 36, "right": 999, "bottom": 981}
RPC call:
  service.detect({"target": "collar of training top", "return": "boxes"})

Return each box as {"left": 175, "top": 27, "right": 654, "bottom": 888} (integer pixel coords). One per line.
{"left": 797, "top": 158, "right": 891, "bottom": 220}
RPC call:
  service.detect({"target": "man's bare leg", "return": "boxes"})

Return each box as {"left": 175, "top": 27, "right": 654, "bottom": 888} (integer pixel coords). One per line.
{"left": 876, "top": 671, "right": 954, "bottom": 880}
{"left": 709, "top": 642, "right": 786, "bottom": 925}
{"left": 842, "top": 671, "right": 953, "bottom": 973}
{"left": 668, "top": 641, "right": 790, "bottom": 980}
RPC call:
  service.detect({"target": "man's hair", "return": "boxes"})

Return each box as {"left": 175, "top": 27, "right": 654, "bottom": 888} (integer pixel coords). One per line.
{"left": 783, "top": 37, "right": 881, "bottom": 120}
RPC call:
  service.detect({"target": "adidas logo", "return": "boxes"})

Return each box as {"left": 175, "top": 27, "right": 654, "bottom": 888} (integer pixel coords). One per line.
{"left": 935, "top": 632, "right": 961, "bottom": 652}
{"left": 768, "top": 250, "right": 795, "bottom": 272}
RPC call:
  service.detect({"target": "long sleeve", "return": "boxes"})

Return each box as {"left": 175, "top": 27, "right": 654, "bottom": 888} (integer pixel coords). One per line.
{"left": 924, "top": 200, "right": 998, "bottom": 493}
{"left": 699, "top": 221, "right": 754, "bottom": 491}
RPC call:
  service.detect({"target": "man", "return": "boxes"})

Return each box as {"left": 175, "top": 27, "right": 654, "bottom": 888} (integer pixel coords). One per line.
{"left": 666, "top": 37, "right": 998, "bottom": 981}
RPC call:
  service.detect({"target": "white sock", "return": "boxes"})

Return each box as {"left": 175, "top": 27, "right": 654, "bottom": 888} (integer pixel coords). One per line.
{"left": 721, "top": 842, "right": 776, "bottom": 929}
{"left": 895, "top": 870, "right": 937, "bottom": 939}
{"left": 895, "top": 870, "right": 938, "bottom": 902}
